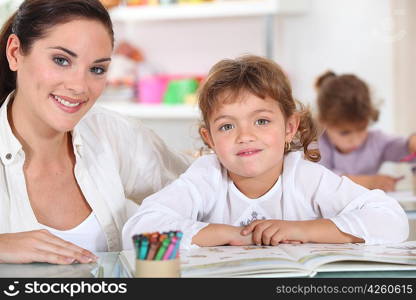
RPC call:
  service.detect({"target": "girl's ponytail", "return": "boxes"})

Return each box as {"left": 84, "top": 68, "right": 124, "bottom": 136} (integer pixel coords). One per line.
{"left": 0, "top": 13, "right": 17, "bottom": 106}
{"left": 315, "top": 70, "right": 336, "bottom": 90}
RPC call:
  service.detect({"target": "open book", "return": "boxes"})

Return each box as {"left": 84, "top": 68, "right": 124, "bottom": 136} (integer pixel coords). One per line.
{"left": 119, "top": 241, "right": 416, "bottom": 277}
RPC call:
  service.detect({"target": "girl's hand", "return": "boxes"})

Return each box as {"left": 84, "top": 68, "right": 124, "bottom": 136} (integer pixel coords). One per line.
{"left": 241, "top": 220, "right": 305, "bottom": 246}
{"left": 227, "top": 226, "right": 253, "bottom": 246}
{"left": 192, "top": 224, "right": 253, "bottom": 247}
{"left": 0, "top": 230, "right": 98, "bottom": 264}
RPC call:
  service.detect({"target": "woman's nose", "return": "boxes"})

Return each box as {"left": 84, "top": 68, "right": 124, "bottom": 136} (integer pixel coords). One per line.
{"left": 64, "top": 69, "right": 87, "bottom": 95}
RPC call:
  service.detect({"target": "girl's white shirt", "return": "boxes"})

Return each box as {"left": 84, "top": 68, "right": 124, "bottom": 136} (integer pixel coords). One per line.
{"left": 0, "top": 92, "right": 191, "bottom": 251}
{"left": 122, "top": 153, "right": 409, "bottom": 249}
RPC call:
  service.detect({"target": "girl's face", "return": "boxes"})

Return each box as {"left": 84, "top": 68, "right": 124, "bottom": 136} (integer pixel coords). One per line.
{"left": 325, "top": 121, "right": 369, "bottom": 154}
{"left": 6, "top": 19, "right": 112, "bottom": 133}
{"left": 200, "top": 91, "right": 299, "bottom": 182}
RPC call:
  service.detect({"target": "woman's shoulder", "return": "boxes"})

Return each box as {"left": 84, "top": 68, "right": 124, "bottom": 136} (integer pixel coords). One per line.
{"left": 76, "top": 105, "right": 148, "bottom": 139}
{"left": 80, "top": 105, "right": 138, "bottom": 128}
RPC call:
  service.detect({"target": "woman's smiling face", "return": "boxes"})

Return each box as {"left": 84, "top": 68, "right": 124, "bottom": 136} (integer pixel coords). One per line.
{"left": 7, "top": 18, "right": 112, "bottom": 133}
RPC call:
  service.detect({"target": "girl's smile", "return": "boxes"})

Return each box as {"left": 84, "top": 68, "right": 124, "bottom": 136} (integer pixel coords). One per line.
{"left": 236, "top": 148, "right": 263, "bottom": 157}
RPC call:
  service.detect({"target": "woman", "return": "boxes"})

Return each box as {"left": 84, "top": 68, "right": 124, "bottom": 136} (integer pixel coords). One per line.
{"left": 0, "top": 0, "right": 189, "bottom": 264}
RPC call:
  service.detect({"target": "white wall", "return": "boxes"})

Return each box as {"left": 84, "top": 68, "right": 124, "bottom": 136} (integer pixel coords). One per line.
{"left": 114, "top": 0, "right": 396, "bottom": 153}
{"left": 275, "top": 0, "right": 395, "bottom": 133}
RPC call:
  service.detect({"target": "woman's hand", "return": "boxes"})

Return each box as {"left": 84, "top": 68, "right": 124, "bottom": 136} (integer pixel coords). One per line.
{"left": 0, "top": 230, "right": 98, "bottom": 264}
{"left": 241, "top": 220, "right": 305, "bottom": 246}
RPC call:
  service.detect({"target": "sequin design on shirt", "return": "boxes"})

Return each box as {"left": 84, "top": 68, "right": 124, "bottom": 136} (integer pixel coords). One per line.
{"left": 240, "top": 211, "right": 266, "bottom": 227}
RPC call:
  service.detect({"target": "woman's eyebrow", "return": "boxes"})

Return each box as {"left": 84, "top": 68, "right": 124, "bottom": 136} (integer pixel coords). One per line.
{"left": 48, "top": 46, "right": 111, "bottom": 63}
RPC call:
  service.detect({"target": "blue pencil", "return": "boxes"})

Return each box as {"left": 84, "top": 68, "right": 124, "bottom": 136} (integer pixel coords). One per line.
{"left": 169, "top": 231, "right": 183, "bottom": 259}
{"left": 139, "top": 237, "right": 149, "bottom": 260}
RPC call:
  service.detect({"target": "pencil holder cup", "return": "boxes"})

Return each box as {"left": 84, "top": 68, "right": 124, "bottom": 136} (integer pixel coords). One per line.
{"left": 135, "top": 258, "right": 180, "bottom": 278}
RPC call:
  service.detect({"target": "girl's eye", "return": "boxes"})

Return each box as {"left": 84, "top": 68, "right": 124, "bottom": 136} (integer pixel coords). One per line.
{"left": 53, "top": 57, "right": 69, "bottom": 66}
{"left": 91, "top": 66, "right": 106, "bottom": 75}
{"left": 255, "top": 119, "right": 270, "bottom": 126}
{"left": 219, "top": 124, "right": 234, "bottom": 131}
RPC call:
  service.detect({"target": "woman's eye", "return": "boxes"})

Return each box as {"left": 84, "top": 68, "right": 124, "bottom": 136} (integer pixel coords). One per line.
{"left": 219, "top": 124, "right": 234, "bottom": 131}
{"left": 255, "top": 119, "right": 270, "bottom": 125}
{"left": 53, "top": 57, "right": 69, "bottom": 66}
{"left": 91, "top": 66, "right": 106, "bottom": 75}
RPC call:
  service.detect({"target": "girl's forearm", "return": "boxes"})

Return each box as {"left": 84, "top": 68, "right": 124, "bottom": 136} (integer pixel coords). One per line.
{"left": 192, "top": 224, "right": 252, "bottom": 247}
{"left": 303, "top": 219, "right": 364, "bottom": 243}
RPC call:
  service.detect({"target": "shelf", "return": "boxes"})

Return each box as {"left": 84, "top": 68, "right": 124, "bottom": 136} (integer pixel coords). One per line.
{"left": 109, "top": 0, "right": 307, "bottom": 22}
{"left": 97, "top": 101, "right": 201, "bottom": 119}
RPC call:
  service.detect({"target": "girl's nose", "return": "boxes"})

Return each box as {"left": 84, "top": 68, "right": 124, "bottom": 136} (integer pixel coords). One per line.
{"left": 236, "top": 127, "right": 256, "bottom": 143}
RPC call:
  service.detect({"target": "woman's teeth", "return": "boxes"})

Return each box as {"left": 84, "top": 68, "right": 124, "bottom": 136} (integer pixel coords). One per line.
{"left": 53, "top": 95, "right": 81, "bottom": 107}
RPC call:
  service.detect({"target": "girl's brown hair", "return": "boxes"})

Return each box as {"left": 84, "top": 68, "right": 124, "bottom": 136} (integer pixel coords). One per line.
{"left": 0, "top": 0, "right": 114, "bottom": 106}
{"left": 315, "top": 71, "right": 379, "bottom": 126}
{"left": 198, "top": 55, "right": 320, "bottom": 162}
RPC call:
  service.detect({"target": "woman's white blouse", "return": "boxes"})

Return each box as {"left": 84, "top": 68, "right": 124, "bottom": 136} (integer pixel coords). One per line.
{"left": 39, "top": 213, "right": 108, "bottom": 252}
{"left": 122, "top": 152, "right": 409, "bottom": 249}
{"left": 0, "top": 93, "right": 191, "bottom": 251}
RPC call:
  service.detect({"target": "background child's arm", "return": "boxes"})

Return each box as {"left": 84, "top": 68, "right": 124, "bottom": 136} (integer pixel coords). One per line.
{"left": 192, "top": 224, "right": 253, "bottom": 247}
{"left": 346, "top": 174, "right": 403, "bottom": 192}
{"left": 241, "top": 219, "right": 363, "bottom": 245}
{"left": 408, "top": 134, "right": 416, "bottom": 154}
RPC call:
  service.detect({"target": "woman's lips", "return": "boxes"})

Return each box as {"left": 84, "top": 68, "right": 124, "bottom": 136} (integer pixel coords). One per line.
{"left": 50, "top": 94, "right": 85, "bottom": 113}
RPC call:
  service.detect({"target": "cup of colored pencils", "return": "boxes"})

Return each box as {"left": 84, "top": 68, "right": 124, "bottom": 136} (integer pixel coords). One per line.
{"left": 132, "top": 231, "right": 183, "bottom": 278}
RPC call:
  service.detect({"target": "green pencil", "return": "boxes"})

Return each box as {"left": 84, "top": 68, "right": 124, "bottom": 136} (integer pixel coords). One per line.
{"left": 154, "top": 238, "right": 170, "bottom": 260}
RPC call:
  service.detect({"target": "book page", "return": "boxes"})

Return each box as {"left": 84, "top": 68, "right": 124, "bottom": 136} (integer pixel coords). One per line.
{"left": 279, "top": 241, "right": 416, "bottom": 271}
{"left": 121, "top": 247, "right": 312, "bottom": 277}
{"left": 180, "top": 246, "right": 309, "bottom": 277}
{"left": 120, "top": 242, "right": 416, "bottom": 277}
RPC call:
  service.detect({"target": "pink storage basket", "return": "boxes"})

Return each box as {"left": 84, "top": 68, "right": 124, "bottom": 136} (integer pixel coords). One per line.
{"left": 137, "top": 75, "right": 169, "bottom": 104}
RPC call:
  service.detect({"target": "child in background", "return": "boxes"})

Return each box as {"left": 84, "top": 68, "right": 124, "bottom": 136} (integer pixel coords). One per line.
{"left": 122, "top": 56, "right": 408, "bottom": 250}
{"left": 316, "top": 71, "right": 416, "bottom": 192}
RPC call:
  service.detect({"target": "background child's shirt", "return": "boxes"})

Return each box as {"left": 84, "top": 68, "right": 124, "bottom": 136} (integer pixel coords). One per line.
{"left": 318, "top": 129, "right": 410, "bottom": 175}
{"left": 122, "top": 152, "right": 408, "bottom": 249}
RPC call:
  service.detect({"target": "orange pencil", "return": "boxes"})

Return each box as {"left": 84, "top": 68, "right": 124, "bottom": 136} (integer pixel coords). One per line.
{"left": 146, "top": 233, "right": 160, "bottom": 260}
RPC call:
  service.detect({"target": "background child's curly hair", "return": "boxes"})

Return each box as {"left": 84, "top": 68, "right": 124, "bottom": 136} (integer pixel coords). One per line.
{"left": 198, "top": 55, "right": 320, "bottom": 162}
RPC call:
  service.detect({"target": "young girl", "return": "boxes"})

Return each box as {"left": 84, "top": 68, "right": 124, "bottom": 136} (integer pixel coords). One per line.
{"left": 122, "top": 56, "right": 408, "bottom": 249}
{"left": 316, "top": 71, "right": 416, "bottom": 192}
